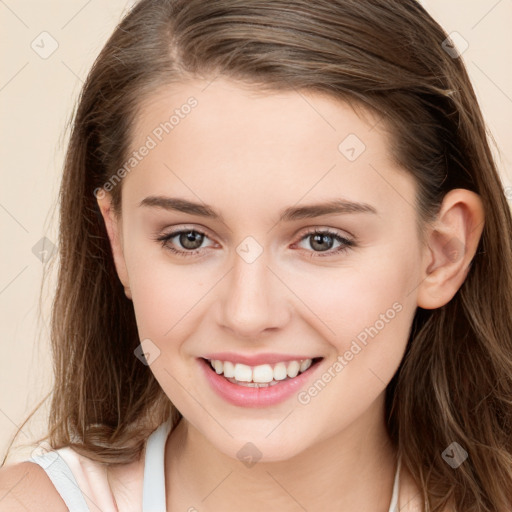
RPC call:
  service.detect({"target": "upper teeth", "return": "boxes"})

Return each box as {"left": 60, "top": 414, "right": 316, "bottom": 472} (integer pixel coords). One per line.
{"left": 208, "top": 359, "right": 313, "bottom": 383}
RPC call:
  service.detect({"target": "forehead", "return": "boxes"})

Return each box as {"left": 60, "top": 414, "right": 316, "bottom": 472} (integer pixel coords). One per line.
{"left": 122, "top": 77, "right": 415, "bottom": 221}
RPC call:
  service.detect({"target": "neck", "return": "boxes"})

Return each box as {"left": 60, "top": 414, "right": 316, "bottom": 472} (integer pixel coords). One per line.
{"left": 165, "top": 393, "right": 397, "bottom": 512}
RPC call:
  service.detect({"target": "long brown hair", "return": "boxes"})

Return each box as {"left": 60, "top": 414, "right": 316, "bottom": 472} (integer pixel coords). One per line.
{"left": 4, "top": 1, "right": 512, "bottom": 510}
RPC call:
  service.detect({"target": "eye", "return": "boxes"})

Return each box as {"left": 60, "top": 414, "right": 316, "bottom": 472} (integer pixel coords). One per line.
{"left": 154, "top": 227, "right": 355, "bottom": 258}
{"left": 294, "top": 228, "right": 355, "bottom": 257}
{"left": 154, "top": 228, "right": 214, "bottom": 257}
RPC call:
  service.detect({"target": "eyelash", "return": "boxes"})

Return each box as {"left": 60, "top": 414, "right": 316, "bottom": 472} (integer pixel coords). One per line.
{"left": 154, "top": 227, "right": 355, "bottom": 259}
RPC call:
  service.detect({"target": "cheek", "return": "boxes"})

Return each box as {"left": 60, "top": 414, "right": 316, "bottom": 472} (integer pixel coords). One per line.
{"left": 282, "top": 240, "right": 421, "bottom": 400}
{"left": 122, "top": 243, "right": 211, "bottom": 341}
{"left": 289, "top": 241, "right": 419, "bottom": 341}
{"left": 287, "top": 248, "right": 418, "bottom": 431}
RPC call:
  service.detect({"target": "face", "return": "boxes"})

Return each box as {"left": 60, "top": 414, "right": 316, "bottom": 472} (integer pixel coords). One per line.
{"left": 99, "top": 77, "right": 427, "bottom": 462}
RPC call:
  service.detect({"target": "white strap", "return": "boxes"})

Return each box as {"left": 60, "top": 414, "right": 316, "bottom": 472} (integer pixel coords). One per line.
{"left": 387, "top": 455, "right": 401, "bottom": 512}
{"left": 29, "top": 452, "right": 90, "bottom": 512}
{"left": 29, "top": 421, "right": 396, "bottom": 511}
{"left": 142, "top": 419, "right": 173, "bottom": 512}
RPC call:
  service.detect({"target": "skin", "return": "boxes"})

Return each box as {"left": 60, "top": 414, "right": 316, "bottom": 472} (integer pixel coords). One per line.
{"left": 95, "top": 77, "right": 481, "bottom": 511}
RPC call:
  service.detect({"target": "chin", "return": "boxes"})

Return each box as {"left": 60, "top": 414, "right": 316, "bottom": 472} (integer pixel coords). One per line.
{"left": 213, "top": 431, "right": 310, "bottom": 465}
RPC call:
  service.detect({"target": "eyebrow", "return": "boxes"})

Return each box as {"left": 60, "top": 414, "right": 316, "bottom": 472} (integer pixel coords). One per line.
{"left": 139, "top": 196, "right": 378, "bottom": 222}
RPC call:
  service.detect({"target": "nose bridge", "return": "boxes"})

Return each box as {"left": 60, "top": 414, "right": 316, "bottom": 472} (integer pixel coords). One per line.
{"left": 219, "top": 236, "right": 289, "bottom": 337}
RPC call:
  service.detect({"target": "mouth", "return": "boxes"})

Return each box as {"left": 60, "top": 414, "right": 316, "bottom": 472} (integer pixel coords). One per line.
{"left": 200, "top": 356, "right": 324, "bottom": 388}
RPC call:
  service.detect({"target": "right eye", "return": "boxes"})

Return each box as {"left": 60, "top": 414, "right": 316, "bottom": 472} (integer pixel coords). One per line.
{"left": 155, "top": 228, "right": 216, "bottom": 257}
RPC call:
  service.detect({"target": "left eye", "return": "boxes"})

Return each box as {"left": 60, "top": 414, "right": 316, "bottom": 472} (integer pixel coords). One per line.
{"left": 154, "top": 228, "right": 355, "bottom": 258}
{"left": 294, "top": 229, "right": 355, "bottom": 256}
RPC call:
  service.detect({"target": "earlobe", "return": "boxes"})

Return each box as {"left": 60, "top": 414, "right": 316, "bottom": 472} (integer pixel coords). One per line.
{"left": 417, "top": 188, "right": 485, "bottom": 310}
{"left": 96, "top": 190, "right": 132, "bottom": 300}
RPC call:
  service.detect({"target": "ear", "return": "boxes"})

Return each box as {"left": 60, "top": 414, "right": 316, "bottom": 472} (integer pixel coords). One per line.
{"left": 417, "top": 188, "right": 485, "bottom": 309}
{"left": 96, "top": 190, "right": 132, "bottom": 300}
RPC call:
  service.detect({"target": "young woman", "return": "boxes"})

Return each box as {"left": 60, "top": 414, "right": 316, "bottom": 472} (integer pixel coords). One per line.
{"left": 1, "top": 0, "right": 511, "bottom": 510}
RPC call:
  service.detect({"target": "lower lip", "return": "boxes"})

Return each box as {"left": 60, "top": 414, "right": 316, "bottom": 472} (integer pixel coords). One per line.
{"left": 198, "top": 357, "right": 323, "bottom": 408}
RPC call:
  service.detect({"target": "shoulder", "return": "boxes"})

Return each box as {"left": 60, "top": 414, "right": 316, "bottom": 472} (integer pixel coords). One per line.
{"left": 0, "top": 461, "right": 68, "bottom": 512}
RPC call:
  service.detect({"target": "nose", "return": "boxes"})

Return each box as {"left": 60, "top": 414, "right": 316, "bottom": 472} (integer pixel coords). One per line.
{"left": 217, "top": 248, "right": 291, "bottom": 339}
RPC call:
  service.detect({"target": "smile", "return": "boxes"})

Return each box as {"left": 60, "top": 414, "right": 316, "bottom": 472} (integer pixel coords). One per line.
{"left": 198, "top": 356, "right": 324, "bottom": 407}
{"left": 206, "top": 358, "right": 317, "bottom": 387}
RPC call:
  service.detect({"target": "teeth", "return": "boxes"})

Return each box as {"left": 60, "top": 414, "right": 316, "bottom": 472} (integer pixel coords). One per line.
{"left": 234, "top": 363, "right": 252, "bottom": 382}
{"left": 223, "top": 361, "right": 235, "bottom": 378}
{"left": 273, "top": 362, "right": 288, "bottom": 381}
{"left": 300, "top": 359, "right": 312, "bottom": 372}
{"left": 287, "top": 360, "right": 300, "bottom": 378}
{"left": 208, "top": 358, "right": 315, "bottom": 384}
{"left": 252, "top": 364, "right": 274, "bottom": 383}
{"left": 213, "top": 360, "right": 223, "bottom": 374}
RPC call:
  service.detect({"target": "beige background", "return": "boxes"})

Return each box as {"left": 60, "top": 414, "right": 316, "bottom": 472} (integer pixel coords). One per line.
{"left": 1, "top": 0, "right": 511, "bottom": 464}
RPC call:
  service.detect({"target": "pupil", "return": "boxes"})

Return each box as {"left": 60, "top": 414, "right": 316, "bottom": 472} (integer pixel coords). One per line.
{"left": 311, "top": 233, "right": 332, "bottom": 252}
{"left": 181, "top": 231, "right": 203, "bottom": 249}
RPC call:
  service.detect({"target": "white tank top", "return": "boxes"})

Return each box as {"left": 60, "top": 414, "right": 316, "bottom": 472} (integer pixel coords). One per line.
{"left": 27, "top": 418, "right": 401, "bottom": 511}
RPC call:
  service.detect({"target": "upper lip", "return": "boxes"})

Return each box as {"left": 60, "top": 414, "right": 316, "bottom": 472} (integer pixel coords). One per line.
{"left": 201, "top": 352, "right": 321, "bottom": 366}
